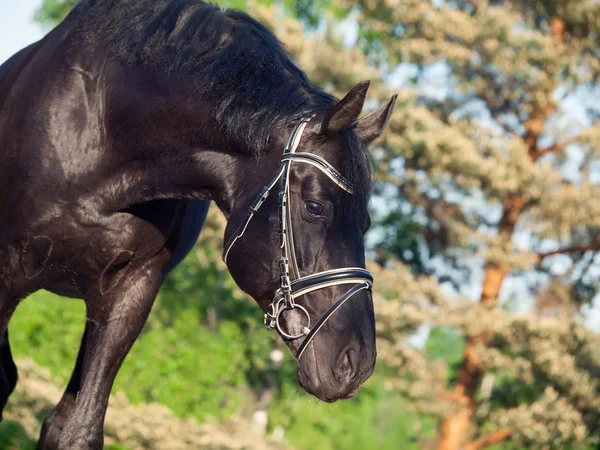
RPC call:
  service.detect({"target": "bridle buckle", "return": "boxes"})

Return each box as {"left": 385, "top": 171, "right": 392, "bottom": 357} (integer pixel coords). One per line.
{"left": 264, "top": 297, "right": 282, "bottom": 330}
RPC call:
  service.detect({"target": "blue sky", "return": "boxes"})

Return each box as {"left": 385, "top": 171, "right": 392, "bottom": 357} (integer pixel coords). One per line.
{"left": 0, "top": 0, "right": 45, "bottom": 64}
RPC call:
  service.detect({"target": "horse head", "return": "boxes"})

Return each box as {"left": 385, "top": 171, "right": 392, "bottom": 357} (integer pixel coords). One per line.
{"left": 224, "top": 81, "right": 396, "bottom": 401}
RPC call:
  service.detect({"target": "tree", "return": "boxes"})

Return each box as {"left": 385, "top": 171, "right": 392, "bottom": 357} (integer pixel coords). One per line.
{"left": 373, "top": 259, "right": 599, "bottom": 449}
{"left": 325, "top": 0, "right": 600, "bottom": 448}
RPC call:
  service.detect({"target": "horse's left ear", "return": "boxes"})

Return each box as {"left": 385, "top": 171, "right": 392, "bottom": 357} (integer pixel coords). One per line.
{"left": 319, "top": 81, "right": 371, "bottom": 135}
{"left": 356, "top": 94, "right": 397, "bottom": 145}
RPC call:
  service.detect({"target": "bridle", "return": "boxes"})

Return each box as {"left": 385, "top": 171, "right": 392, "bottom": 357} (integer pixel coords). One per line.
{"left": 222, "top": 114, "right": 373, "bottom": 359}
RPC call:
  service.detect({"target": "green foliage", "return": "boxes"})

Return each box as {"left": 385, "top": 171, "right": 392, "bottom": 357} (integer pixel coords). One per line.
{"left": 10, "top": 292, "right": 85, "bottom": 381}
{"left": 35, "top": 0, "right": 78, "bottom": 26}
{"left": 279, "top": 0, "right": 347, "bottom": 28}
{"left": 269, "top": 372, "right": 436, "bottom": 450}
{"left": 0, "top": 421, "right": 38, "bottom": 450}
{"left": 425, "top": 326, "right": 465, "bottom": 381}
{"left": 490, "top": 375, "right": 546, "bottom": 409}
{"left": 217, "top": 0, "right": 248, "bottom": 10}
{"left": 371, "top": 204, "right": 430, "bottom": 272}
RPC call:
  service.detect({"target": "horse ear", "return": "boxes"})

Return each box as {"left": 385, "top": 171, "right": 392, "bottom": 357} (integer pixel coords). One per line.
{"left": 355, "top": 94, "right": 397, "bottom": 145}
{"left": 319, "top": 81, "right": 370, "bottom": 135}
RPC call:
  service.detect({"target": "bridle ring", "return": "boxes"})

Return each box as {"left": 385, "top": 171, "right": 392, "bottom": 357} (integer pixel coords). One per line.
{"left": 276, "top": 304, "right": 311, "bottom": 339}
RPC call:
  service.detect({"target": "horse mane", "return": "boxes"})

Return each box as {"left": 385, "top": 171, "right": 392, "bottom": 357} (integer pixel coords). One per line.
{"left": 75, "top": 0, "right": 331, "bottom": 152}
{"left": 75, "top": 0, "right": 371, "bottom": 208}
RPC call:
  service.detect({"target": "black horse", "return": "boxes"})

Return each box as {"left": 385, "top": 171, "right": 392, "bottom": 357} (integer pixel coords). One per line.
{"left": 0, "top": 0, "right": 396, "bottom": 448}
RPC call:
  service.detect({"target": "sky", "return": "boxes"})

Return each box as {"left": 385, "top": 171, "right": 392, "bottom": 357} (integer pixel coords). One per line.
{"left": 0, "top": 0, "right": 45, "bottom": 64}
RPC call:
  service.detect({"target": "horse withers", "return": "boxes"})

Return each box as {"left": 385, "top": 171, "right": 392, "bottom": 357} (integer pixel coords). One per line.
{"left": 0, "top": 0, "right": 396, "bottom": 448}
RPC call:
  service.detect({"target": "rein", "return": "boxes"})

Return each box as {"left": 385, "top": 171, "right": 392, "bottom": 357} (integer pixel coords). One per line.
{"left": 222, "top": 115, "right": 373, "bottom": 360}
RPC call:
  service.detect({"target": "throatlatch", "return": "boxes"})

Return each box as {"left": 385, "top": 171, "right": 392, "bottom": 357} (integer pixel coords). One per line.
{"left": 222, "top": 115, "right": 373, "bottom": 360}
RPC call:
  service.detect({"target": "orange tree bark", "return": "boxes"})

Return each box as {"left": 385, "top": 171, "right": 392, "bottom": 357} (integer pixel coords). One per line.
{"left": 436, "top": 18, "right": 565, "bottom": 450}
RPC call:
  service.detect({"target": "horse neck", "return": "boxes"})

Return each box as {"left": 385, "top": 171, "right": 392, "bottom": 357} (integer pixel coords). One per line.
{"left": 104, "top": 67, "right": 283, "bottom": 218}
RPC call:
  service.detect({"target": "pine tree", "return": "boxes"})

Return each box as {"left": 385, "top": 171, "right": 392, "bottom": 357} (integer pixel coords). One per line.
{"left": 322, "top": 1, "right": 600, "bottom": 448}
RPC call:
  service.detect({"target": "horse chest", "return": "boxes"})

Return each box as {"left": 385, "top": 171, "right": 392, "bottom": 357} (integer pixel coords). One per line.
{"left": 7, "top": 201, "right": 184, "bottom": 299}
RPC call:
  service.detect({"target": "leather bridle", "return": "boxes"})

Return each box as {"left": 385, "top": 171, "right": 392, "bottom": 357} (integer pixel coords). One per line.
{"left": 222, "top": 115, "right": 373, "bottom": 359}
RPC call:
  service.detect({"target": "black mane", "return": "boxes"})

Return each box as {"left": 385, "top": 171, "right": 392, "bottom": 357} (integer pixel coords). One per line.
{"left": 76, "top": 0, "right": 335, "bottom": 153}
{"left": 75, "top": 0, "right": 371, "bottom": 207}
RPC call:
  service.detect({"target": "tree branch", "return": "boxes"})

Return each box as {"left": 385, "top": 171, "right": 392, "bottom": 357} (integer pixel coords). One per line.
{"left": 533, "top": 142, "right": 566, "bottom": 161}
{"left": 550, "top": 17, "right": 565, "bottom": 44}
{"left": 534, "top": 127, "right": 599, "bottom": 161}
{"left": 464, "top": 428, "right": 512, "bottom": 450}
{"left": 537, "top": 245, "right": 598, "bottom": 263}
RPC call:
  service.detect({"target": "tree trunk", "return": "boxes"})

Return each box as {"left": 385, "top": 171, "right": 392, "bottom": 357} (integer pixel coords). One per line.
{"left": 438, "top": 336, "right": 483, "bottom": 450}
{"left": 436, "top": 18, "right": 565, "bottom": 449}
{"left": 437, "top": 204, "right": 519, "bottom": 450}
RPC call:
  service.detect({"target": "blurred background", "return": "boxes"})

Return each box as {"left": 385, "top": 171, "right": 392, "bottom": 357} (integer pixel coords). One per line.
{"left": 0, "top": 0, "right": 599, "bottom": 449}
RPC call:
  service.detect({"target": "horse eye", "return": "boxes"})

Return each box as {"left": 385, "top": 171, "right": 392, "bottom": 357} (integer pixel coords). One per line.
{"left": 305, "top": 200, "right": 324, "bottom": 216}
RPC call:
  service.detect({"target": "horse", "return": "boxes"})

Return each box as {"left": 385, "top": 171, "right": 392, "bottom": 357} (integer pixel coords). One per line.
{"left": 0, "top": 0, "right": 396, "bottom": 448}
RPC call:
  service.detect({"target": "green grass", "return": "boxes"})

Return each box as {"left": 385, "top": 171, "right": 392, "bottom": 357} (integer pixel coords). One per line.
{"left": 0, "top": 420, "right": 38, "bottom": 450}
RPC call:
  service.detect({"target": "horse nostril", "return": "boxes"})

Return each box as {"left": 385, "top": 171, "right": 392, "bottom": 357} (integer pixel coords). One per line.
{"left": 342, "top": 352, "right": 350, "bottom": 369}
{"left": 339, "top": 348, "right": 356, "bottom": 379}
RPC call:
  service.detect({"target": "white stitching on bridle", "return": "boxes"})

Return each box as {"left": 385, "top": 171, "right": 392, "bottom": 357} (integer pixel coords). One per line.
{"left": 222, "top": 114, "right": 373, "bottom": 359}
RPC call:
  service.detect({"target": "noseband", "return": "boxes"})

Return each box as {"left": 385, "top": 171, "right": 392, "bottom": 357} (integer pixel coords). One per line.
{"left": 222, "top": 115, "right": 373, "bottom": 359}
